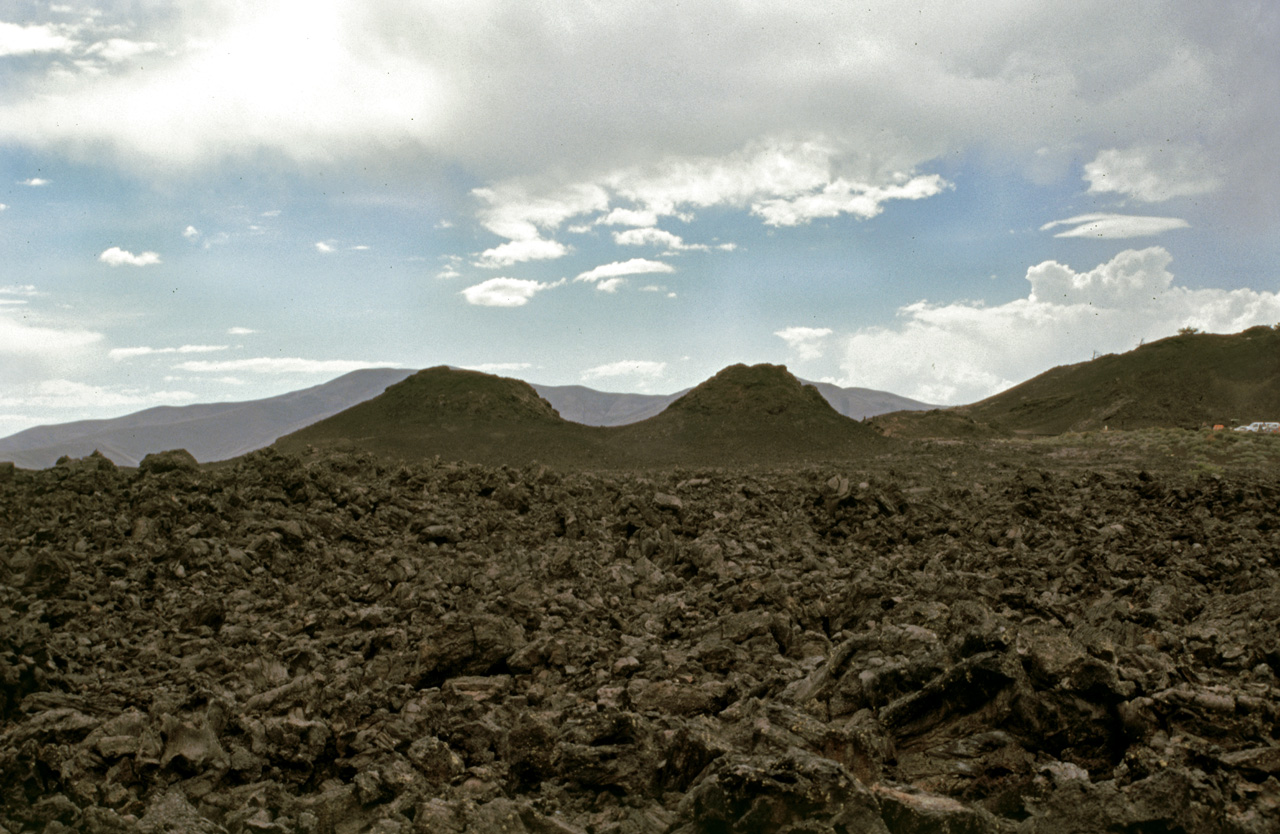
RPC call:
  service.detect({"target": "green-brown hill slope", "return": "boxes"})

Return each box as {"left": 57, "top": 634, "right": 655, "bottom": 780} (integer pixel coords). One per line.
{"left": 274, "top": 367, "right": 608, "bottom": 466}
{"left": 610, "top": 363, "right": 890, "bottom": 466}
{"left": 275, "top": 363, "right": 889, "bottom": 468}
{"left": 958, "top": 325, "right": 1280, "bottom": 434}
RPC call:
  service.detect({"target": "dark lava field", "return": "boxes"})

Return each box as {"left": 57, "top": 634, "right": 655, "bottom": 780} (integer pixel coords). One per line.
{"left": 2, "top": 434, "right": 1279, "bottom": 834}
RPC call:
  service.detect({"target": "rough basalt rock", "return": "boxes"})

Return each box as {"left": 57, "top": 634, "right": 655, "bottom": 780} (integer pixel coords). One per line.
{"left": 0, "top": 447, "right": 1278, "bottom": 832}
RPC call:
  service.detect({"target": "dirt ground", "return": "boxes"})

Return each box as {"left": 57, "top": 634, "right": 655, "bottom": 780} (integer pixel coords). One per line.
{"left": 2, "top": 436, "right": 1278, "bottom": 833}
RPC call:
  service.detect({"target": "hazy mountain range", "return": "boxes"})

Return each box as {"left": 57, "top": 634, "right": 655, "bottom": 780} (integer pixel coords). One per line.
{"left": 0, "top": 368, "right": 932, "bottom": 469}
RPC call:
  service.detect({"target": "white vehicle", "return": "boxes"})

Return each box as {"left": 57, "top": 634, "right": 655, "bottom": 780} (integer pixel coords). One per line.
{"left": 1233, "top": 422, "right": 1280, "bottom": 433}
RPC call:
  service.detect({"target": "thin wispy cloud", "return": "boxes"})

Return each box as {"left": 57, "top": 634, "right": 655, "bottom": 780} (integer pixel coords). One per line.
{"left": 464, "top": 362, "right": 533, "bottom": 374}
{"left": 581, "top": 360, "right": 667, "bottom": 383}
{"left": 1041, "top": 214, "right": 1190, "bottom": 239}
{"left": 0, "top": 380, "right": 196, "bottom": 410}
{"left": 175, "top": 357, "right": 398, "bottom": 375}
{"left": 109, "top": 345, "right": 229, "bottom": 361}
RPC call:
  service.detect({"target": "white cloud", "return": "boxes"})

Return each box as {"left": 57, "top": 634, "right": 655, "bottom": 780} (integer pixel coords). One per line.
{"left": 775, "top": 326, "right": 833, "bottom": 360}
{"left": 460, "top": 277, "right": 561, "bottom": 307}
{"left": 575, "top": 258, "right": 674, "bottom": 283}
{"left": 470, "top": 140, "right": 949, "bottom": 262}
{"left": 613, "top": 227, "right": 686, "bottom": 249}
{"left": 0, "top": 0, "right": 1268, "bottom": 222}
{"left": 315, "top": 241, "right": 335, "bottom": 253}
{"left": 87, "top": 38, "right": 159, "bottom": 63}
{"left": 0, "top": 380, "right": 197, "bottom": 410}
{"left": 470, "top": 182, "right": 606, "bottom": 267}
{"left": 581, "top": 360, "right": 668, "bottom": 384}
{"left": 752, "top": 173, "right": 949, "bottom": 227}
{"left": 838, "top": 247, "right": 1280, "bottom": 405}
{"left": 227, "top": 326, "right": 257, "bottom": 335}
{"left": 464, "top": 362, "right": 533, "bottom": 374}
{"left": 109, "top": 344, "right": 229, "bottom": 360}
{"left": 183, "top": 225, "right": 200, "bottom": 240}
{"left": 0, "top": 22, "right": 76, "bottom": 57}
{"left": 0, "top": 309, "right": 104, "bottom": 386}
{"left": 0, "top": 313, "right": 101, "bottom": 358}
{"left": 19, "top": 178, "right": 50, "bottom": 187}
{"left": 0, "top": 285, "right": 39, "bottom": 297}
{"left": 1084, "top": 146, "right": 1221, "bottom": 203}
{"left": 611, "top": 226, "right": 734, "bottom": 252}
{"left": 473, "top": 237, "right": 567, "bottom": 269}
{"left": 99, "top": 246, "right": 161, "bottom": 266}
{"left": 596, "top": 278, "right": 625, "bottom": 293}
{"left": 598, "top": 208, "right": 661, "bottom": 227}
{"left": 0, "top": 203, "right": 7, "bottom": 211}
{"left": 174, "top": 357, "right": 398, "bottom": 374}
{"left": 1040, "top": 213, "right": 1190, "bottom": 239}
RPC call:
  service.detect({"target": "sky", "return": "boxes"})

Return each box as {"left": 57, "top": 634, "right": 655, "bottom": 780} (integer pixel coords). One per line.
{"left": 1, "top": 1, "right": 1278, "bottom": 437}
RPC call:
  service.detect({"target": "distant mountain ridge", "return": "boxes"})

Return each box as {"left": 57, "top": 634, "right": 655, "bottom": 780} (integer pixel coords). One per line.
{"left": 0, "top": 368, "right": 932, "bottom": 469}
{"left": 0, "top": 368, "right": 417, "bottom": 470}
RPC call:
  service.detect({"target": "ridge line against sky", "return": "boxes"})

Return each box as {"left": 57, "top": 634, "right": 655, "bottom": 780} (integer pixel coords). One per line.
{"left": 1, "top": 0, "right": 1277, "bottom": 436}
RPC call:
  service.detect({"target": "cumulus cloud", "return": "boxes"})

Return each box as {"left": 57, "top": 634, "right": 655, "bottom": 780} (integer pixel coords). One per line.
{"left": 183, "top": 225, "right": 200, "bottom": 240}
{"left": 0, "top": 22, "right": 75, "bottom": 56}
{"left": 314, "top": 241, "right": 335, "bottom": 253}
{"left": 19, "top": 178, "right": 49, "bottom": 187}
{"left": 467, "top": 140, "right": 949, "bottom": 268}
{"left": 473, "top": 237, "right": 567, "bottom": 269}
{"left": 460, "top": 277, "right": 561, "bottom": 307}
{"left": 575, "top": 258, "right": 674, "bottom": 284}
{"left": 87, "top": 38, "right": 159, "bottom": 63}
{"left": 581, "top": 360, "right": 668, "bottom": 384}
{"left": 598, "top": 208, "right": 661, "bottom": 227}
{"left": 752, "top": 173, "right": 949, "bottom": 227}
{"left": 174, "top": 357, "right": 398, "bottom": 374}
{"left": 1084, "top": 146, "right": 1221, "bottom": 203}
{"left": 611, "top": 226, "right": 735, "bottom": 252}
{"left": 99, "top": 246, "right": 161, "bottom": 266}
{"left": 227, "top": 326, "right": 257, "bottom": 335}
{"left": 1040, "top": 213, "right": 1190, "bottom": 239}
{"left": 775, "top": 326, "right": 834, "bottom": 360}
{"left": 470, "top": 183, "right": 607, "bottom": 267}
{"left": 838, "top": 247, "right": 1280, "bottom": 405}
{"left": 109, "top": 345, "right": 229, "bottom": 360}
